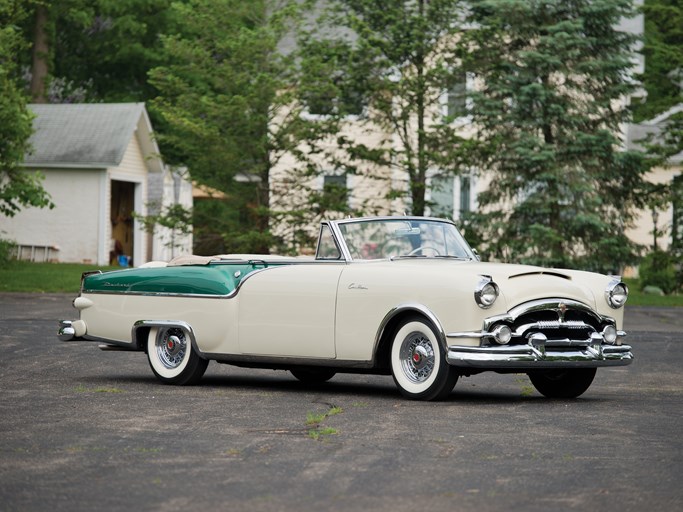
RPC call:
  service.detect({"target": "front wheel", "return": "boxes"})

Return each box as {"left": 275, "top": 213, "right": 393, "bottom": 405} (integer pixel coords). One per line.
{"left": 528, "top": 368, "right": 597, "bottom": 398}
{"left": 147, "top": 326, "right": 208, "bottom": 385}
{"left": 390, "top": 317, "right": 458, "bottom": 401}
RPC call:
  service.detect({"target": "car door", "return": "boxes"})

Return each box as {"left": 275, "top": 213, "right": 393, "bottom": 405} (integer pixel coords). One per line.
{"left": 237, "top": 263, "right": 344, "bottom": 358}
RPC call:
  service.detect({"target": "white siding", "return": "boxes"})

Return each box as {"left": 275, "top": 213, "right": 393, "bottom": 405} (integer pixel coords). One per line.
{"left": 0, "top": 169, "right": 104, "bottom": 264}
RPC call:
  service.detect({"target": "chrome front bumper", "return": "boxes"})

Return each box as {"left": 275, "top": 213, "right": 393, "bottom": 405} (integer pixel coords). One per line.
{"left": 447, "top": 342, "right": 633, "bottom": 369}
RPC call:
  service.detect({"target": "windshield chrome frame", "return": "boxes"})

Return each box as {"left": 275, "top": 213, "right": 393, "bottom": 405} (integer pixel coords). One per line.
{"left": 321, "top": 216, "right": 476, "bottom": 263}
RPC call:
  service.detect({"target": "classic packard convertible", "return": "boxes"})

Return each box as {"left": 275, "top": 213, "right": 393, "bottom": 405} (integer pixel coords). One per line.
{"left": 58, "top": 216, "right": 632, "bottom": 400}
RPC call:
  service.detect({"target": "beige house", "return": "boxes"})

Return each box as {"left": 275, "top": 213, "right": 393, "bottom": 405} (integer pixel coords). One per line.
{"left": 626, "top": 104, "right": 683, "bottom": 252}
{"left": 0, "top": 103, "right": 192, "bottom": 266}
{"left": 272, "top": 2, "right": 683, "bottom": 260}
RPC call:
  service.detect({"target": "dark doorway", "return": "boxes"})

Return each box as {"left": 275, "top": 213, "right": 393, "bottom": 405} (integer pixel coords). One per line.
{"left": 110, "top": 180, "right": 135, "bottom": 266}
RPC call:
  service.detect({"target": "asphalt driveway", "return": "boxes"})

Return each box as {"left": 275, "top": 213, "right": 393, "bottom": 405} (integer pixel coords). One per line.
{"left": 0, "top": 294, "right": 681, "bottom": 512}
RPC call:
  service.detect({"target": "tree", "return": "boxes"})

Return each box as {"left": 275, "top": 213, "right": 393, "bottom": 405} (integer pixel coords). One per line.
{"left": 303, "top": 0, "right": 470, "bottom": 216}
{"left": 149, "top": 0, "right": 333, "bottom": 254}
{"left": 632, "top": 0, "right": 683, "bottom": 122}
{"left": 20, "top": 0, "right": 179, "bottom": 104}
{"left": 0, "top": 0, "right": 53, "bottom": 217}
{"left": 462, "top": 0, "right": 650, "bottom": 273}
{"left": 134, "top": 202, "right": 193, "bottom": 258}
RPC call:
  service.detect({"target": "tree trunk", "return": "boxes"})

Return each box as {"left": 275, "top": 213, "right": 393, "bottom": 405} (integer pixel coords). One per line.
{"left": 30, "top": 4, "right": 50, "bottom": 103}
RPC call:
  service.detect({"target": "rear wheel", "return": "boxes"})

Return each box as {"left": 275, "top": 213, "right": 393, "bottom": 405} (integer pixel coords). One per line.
{"left": 390, "top": 317, "right": 458, "bottom": 400}
{"left": 147, "top": 326, "right": 208, "bottom": 385}
{"left": 290, "top": 368, "right": 336, "bottom": 384}
{"left": 528, "top": 368, "right": 597, "bottom": 398}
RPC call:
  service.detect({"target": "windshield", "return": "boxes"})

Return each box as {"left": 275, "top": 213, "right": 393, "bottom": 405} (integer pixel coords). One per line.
{"left": 337, "top": 218, "right": 474, "bottom": 261}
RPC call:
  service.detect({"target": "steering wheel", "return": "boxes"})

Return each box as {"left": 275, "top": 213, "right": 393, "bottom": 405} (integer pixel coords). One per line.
{"left": 407, "top": 246, "right": 441, "bottom": 256}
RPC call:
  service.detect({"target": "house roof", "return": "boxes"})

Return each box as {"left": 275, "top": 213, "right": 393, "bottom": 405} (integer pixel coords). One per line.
{"left": 24, "top": 103, "right": 163, "bottom": 172}
{"left": 626, "top": 103, "right": 683, "bottom": 165}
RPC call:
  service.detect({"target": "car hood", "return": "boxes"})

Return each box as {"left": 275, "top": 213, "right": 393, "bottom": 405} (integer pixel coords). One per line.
{"left": 461, "top": 261, "right": 599, "bottom": 309}
{"left": 386, "top": 259, "right": 602, "bottom": 310}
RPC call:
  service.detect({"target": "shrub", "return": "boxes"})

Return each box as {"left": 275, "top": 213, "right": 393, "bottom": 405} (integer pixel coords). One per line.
{"left": 0, "top": 236, "right": 17, "bottom": 267}
{"left": 639, "top": 251, "right": 678, "bottom": 294}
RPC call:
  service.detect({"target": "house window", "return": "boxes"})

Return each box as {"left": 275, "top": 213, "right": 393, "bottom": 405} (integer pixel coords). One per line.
{"left": 312, "top": 173, "right": 350, "bottom": 216}
{"left": 304, "top": 82, "right": 365, "bottom": 117}
{"left": 430, "top": 175, "right": 455, "bottom": 218}
{"left": 447, "top": 72, "right": 467, "bottom": 119}
{"left": 429, "top": 174, "right": 473, "bottom": 219}
{"left": 305, "top": 86, "right": 337, "bottom": 117}
{"left": 459, "top": 175, "right": 471, "bottom": 214}
{"left": 323, "top": 174, "right": 348, "bottom": 205}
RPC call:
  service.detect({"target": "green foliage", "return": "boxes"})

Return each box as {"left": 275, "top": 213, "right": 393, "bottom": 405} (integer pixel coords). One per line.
{"left": 0, "top": 0, "right": 54, "bottom": 217}
{"left": 303, "top": 0, "right": 470, "bottom": 215}
{"left": 623, "top": 278, "right": 683, "bottom": 306}
{"left": 134, "top": 202, "right": 193, "bottom": 255}
{"left": 463, "top": 0, "right": 649, "bottom": 273}
{"left": 192, "top": 188, "right": 286, "bottom": 256}
{"left": 150, "top": 0, "right": 332, "bottom": 253}
{"left": 639, "top": 250, "right": 679, "bottom": 294}
{"left": 631, "top": 0, "right": 683, "bottom": 122}
{"left": 16, "top": 0, "right": 178, "bottom": 103}
{"left": 0, "top": 235, "right": 16, "bottom": 266}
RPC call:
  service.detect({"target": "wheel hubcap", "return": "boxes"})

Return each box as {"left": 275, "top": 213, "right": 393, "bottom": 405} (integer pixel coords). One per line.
{"left": 400, "top": 332, "right": 435, "bottom": 383}
{"left": 156, "top": 328, "right": 187, "bottom": 369}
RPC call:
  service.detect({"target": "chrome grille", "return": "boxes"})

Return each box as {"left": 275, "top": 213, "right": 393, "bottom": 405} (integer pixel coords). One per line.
{"left": 532, "top": 320, "right": 589, "bottom": 330}
{"left": 505, "top": 306, "right": 601, "bottom": 347}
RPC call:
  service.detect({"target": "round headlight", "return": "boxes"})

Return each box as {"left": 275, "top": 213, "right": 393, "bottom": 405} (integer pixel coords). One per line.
{"left": 475, "top": 277, "right": 499, "bottom": 309}
{"left": 492, "top": 324, "right": 512, "bottom": 345}
{"left": 606, "top": 281, "right": 628, "bottom": 309}
{"left": 602, "top": 325, "right": 618, "bottom": 344}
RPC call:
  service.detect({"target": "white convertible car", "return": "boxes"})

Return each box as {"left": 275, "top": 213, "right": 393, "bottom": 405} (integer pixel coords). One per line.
{"left": 58, "top": 216, "right": 632, "bottom": 400}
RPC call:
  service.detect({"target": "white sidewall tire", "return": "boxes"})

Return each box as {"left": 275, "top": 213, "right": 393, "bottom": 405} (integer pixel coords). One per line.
{"left": 147, "top": 327, "right": 192, "bottom": 381}
{"left": 391, "top": 320, "right": 442, "bottom": 395}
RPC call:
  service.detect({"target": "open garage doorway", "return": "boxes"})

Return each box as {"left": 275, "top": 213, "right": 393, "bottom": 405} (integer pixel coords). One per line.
{"left": 110, "top": 180, "right": 135, "bottom": 266}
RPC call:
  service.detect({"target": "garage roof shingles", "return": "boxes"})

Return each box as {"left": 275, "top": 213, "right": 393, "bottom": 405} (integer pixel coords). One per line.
{"left": 25, "top": 103, "right": 145, "bottom": 169}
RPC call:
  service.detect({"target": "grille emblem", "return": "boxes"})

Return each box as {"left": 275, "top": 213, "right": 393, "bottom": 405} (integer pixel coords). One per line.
{"left": 557, "top": 303, "right": 567, "bottom": 323}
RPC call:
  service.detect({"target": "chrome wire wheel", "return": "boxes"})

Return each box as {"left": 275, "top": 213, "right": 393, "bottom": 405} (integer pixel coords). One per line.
{"left": 399, "top": 331, "right": 436, "bottom": 383}
{"left": 156, "top": 327, "right": 187, "bottom": 370}
{"left": 390, "top": 317, "right": 458, "bottom": 401}
{"left": 146, "top": 326, "right": 209, "bottom": 385}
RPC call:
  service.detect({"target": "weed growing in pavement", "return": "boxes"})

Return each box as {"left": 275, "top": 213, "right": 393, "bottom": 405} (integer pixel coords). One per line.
{"left": 515, "top": 376, "right": 534, "bottom": 397}
{"left": 306, "top": 405, "right": 342, "bottom": 441}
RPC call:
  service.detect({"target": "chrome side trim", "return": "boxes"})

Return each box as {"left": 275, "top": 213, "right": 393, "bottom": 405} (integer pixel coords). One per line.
{"left": 206, "top": 353, "right": 374, "bottom": 369}
{"left": 374, "top": 303, "right": 448, "bottom": 354}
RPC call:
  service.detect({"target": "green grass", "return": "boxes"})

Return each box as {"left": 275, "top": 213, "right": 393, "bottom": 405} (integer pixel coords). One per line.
{"left": 623, "top": 279, "right": 683, "bottom": 307}
{"left": 0, "top": 261, "right": 118, "bottom": 293}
